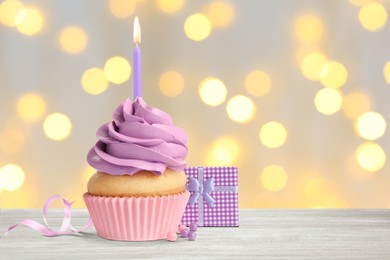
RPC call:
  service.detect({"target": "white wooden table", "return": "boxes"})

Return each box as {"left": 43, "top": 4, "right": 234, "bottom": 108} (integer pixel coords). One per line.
{"left": 1, "top": 209, "right": 390, "bottom": 259}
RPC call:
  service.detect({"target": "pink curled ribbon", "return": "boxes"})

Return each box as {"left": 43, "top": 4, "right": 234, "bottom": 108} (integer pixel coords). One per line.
{"left": 5, "top": 194, "right": 93, "bottom": 237}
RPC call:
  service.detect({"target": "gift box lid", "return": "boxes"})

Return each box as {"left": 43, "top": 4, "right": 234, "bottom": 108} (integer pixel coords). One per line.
{"left": 184, "top": 166, "right": 238, "bottom": 186}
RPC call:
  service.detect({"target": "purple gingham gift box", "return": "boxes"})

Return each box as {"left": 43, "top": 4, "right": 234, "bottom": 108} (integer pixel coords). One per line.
{"left": 181, "top": 166, "right": 239, "bottom": 227}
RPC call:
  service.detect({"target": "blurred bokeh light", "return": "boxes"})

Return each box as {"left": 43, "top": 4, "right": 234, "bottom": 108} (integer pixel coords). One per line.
{"left": 342, "top": 92, "right": 371, "bottom": 119}
{"left": 16, "top": 7, "right": 43, "bottom": 35}
{"left": 205, "top": 136, "right": 240, "bottom": 166}
{"left": 319, "top": 61, "right": 348, "bottom": 88}
{"left": 159, "top": 71, "right": 185, "bottom": 97}
{"left": 355, "top": 142, "right": 386, "bottom": 172}
{"left": 184, "top": 13, "right": 212, "bottom": 41}
{"left": 59, "top": 27, "right": 88, "bottom": 54}
{"left": 226, "top": 95, "right": 256, "bottom": 123}
{"left": 383, "top": 60, "right": 390, "bottom": 84}
{"left": 300, "top": 52, "right": 328, "bottom": 81}
{"left": 205, "top": 1, "right": 234, "bottom": 29}
{"left": 355, "top": 112, "right": 387, "bottom": 140}
{"left": 261, "top": 165, "right": 288, "bottom": 192}
{"left": 17, "top": 93, "right": 46, "bottom": 122}
{"left": 0, "top": 0, "right": 24, "bottom": 27}
{"left": 104, "top": 56, "right": 132, "bottom": 84}
{"left": 259, "top": 121, "right": 287, "bottom": 149}
{"left": 81, "top": 67, "right": 109, "bottom": 95}
{"left": 245, "top": 70, "right": 272, "bottom": 97}
{"left": 358, "top": 2, "right": 387, "bottom": 31}
{"left": 314, "top": 88, "right": 343, "bottom": 115}
{"left": 156, "top": 0, "right": 184, "bottom": 14}
{"left": 109, "top": 0, "right": 136, "bottom": 19}
{"left": 43, "top": 113, "right": 72, "bottom": 141}
{"left": 198, "top": 77, "right": 227, "bottom": 106}
{"left": 0, "top": 164, "right": 25, "bottom": 191}
{"left": 350, "top": 0, "right": 370, "bottom": 6}
{"left": 294, "top": 14, "right": 323, "bottom": 44}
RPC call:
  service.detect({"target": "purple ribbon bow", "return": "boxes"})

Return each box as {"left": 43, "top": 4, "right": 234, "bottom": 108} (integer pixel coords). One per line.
{"left": 187, "top": 176, "right": 216, "bottom": 207}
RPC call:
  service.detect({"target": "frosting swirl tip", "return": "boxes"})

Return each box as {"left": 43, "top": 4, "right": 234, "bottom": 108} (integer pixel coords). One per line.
{"left": 87, "top": 97, "right": 188, "bottom": 176}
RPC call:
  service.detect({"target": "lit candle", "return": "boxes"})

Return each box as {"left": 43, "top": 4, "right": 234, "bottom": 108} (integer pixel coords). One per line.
{"left": 133, "top": 16, "right": 141, "bottom": 99}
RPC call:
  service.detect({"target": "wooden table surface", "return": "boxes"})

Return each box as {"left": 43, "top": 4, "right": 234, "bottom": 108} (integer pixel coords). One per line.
{"left": 1, "top": 209, "right": 390, "bottom": 259}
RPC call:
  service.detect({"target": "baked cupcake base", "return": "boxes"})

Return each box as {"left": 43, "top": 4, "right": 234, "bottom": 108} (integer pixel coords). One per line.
{"left": 87, "top": 170, "right": 187, "bottom": 197}
{"left": 84, "top": 191, "right": 190, "bottom": 241}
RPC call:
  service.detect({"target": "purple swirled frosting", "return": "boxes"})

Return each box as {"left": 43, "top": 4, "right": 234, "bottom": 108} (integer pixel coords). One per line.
{"left": 87, "top": 97, "right": 188, "bottom": 176}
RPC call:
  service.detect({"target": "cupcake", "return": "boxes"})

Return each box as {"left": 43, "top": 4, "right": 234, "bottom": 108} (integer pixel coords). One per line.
{"left": 84, "top": 97, "right": 190, "bottom": 241}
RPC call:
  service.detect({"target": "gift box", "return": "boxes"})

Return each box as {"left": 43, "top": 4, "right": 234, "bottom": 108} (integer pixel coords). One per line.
{"left": 181, "top": 166, "right": 239, "bottom": 227}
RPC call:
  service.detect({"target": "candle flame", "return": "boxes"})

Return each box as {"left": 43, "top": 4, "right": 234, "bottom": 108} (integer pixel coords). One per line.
{"left": 133, "top": 16, "right": 141, "bottom": 44}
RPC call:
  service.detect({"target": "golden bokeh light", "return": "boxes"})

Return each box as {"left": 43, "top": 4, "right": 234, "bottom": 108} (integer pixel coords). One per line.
{"left": 198, "top": 77, "right": 227, "bottom": 106}
{"left": 350, "top": 0, "right": 371, "bottom": 6}
{"left": 245, "top": 70, "right": 272, "bottom": 97}
{"left": 59, "top": 27, "right": 88, "bottom": 54}
{"left": 0, "top": 127, "right": 25, "bottom": 154}
{"left": 206, "top": 136, "right": 240, "bottom": 166}
{"left": 261, "top": 165, "right": 288, "bottom": 192}
{"left": 300, "top": 52, "right": 328, "bottom": 81}
{"left": 355, "top": 112, "right": 386, "bottom": 140}
{"left": 184, "top": 13, "right": 212, "bottom": 41}
{"left": 17, "top": 93, "right": 46, "bottom": 122}
{"left": 342, "top": 92, "right": 371, "bottom": 119}
{"left": 16, "top": 7, "right": 44, "bottom": 35}
{"left": 295, "top": 14, "right": 324, "bottom": 44}
{"left": 319, "top": 61, "right": 348, "bottom": 88}
{"left": 259, "top": 121, "right": 288, "bottom": 149}
{"left": 358, "top": 2, "right": 387, "bottom": 31}
{"left": 226, "top": 95, "right": 256, "bottom": 123}
{"left": 43, "top": 113, "right": 72, "bottom": 141}
{"left": 355, "top": 142, "right": 386, "bottom": 172}
{"left": 0, "top": 0, "right": 24, "bottom": 27}
{"left": 159, "top": 71, "right": 185, "bottom": 97}
{"left": 81, "top": 67, "right": 109, "bottom": 95}
{"left": 206, "top": 1, "right": 235, "bottom": 28}
{"left": 314, "top": 88, "right": 343, "bottom": 115}
{"left": 104, "top": 56, "right": 132, "bottom": 84}
{"left": 109, "top": 0, "right": 136, "bottom": 19}
{"left": 0, "top": 164, "right": 25, "bottom": 191}
{"left": 156, "top": 0, "right": 184, "bottom": 14}
{"left": 382, "top": 61, "right": 390, "bottom": 84}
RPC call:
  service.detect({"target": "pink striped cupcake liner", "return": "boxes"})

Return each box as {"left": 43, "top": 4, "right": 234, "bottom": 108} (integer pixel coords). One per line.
{"left": 83, "top": 191, "right": 190, "bottom": 241}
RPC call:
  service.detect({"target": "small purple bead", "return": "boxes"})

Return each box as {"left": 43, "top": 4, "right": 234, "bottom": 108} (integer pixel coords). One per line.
{"left": 189, "top": 222, "right": 198, "bottom": 231}
{"left": 180, "top": 228, "right": 189, "bottom": 238}
{"left": 188, "top": 231, "right": 196, "bottom": 241}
